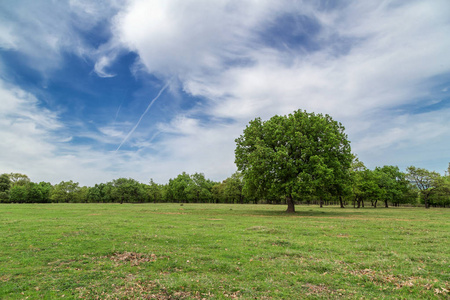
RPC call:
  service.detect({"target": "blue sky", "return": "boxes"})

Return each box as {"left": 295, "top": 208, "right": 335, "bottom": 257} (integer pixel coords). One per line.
{"left": 1, "top": 0, "right": 449, "bottom": 186}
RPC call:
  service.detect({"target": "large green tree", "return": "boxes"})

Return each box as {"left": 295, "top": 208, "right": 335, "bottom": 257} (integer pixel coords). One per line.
{"left": 235, "top": 110, "right": 352, "bottom": 212}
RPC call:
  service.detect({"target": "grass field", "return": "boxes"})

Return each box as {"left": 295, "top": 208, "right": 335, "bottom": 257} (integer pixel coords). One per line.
{"left": 0, "top": 204, "right": 449, "bottom": 299}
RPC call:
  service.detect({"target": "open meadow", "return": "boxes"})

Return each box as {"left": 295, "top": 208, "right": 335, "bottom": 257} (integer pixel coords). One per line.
{"left": 0, "top": 204, "right": 449, "bottom": 299}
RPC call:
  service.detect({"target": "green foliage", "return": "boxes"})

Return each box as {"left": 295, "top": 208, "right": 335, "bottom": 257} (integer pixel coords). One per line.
{"left": 0, "top": 173, "right": 11, "bottom": 203}
{"left": 110, "top": 178, "right": 146, "bottom": 204}
{"left": 167, "top": 172, "right": 191, "bottom": 203}
{"left": 427, "top": 176, "right": 450, "bottom": 207}
{"left": 9, "top": 185, "right": 28, "bottom": 203}
{"left": 50, "top": 180, "right": 80, "bottom": 203}
{"left": 147, "top": 179, "right": 163, "bottom": 203}
{"left": 186, "top": 173, "right": 214, "bottom": 203}
{"left": 406, "top": 166, "right": 444, "bottom": 208}
{"left": 235, "top": 110, "right": 352, "bottom": 212}
{"left": 224, "top": 171, "right": 245, "bottom": 204}
{"left": 8, "top": 173, "right": 30, "bottom": 186}
{"left": 6, "top": 180, "right": 52, "bottom": 203}
{"left": 165, "top": 172, "right": 216, "bottom": 203}
{"left": 38, "top": 182, "right": 53, "bottom": 203}
{"left": 374, "top": 166, "right": 413, "bottom": 207}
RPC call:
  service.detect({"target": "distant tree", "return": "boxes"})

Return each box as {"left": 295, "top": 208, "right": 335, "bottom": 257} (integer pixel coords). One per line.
{"left": 50, "top": 181, "right": 80, "bottom": 203}
{"left": 224, "top": 172, "right": 245, "bottom": 204}
{"left": 147, "top": 179, "right": 163, "bottom": 203}
{"left": 375, "top": 166, "right": 412, "bottom": 208}
{"left": 38, "top": 182, "right": 53, "bottom": 203}
{"left": 87, "top": 183, "right": 113, "bottom": 203}
{"left": 406, "top": 166, "right": 441, "bottom": 208}
{"left": 110, "top": 178, "right": 145, "bottom": 203}
{"left": 161, "top": 183, "right": 174, "bottom": 203}
{"left": 235, "top": 110, "right": 352, "bottom": 212}
{"left": 0, "top": 173, "right": 11, "bottom": 203}
{"left": 87, "top": 185, "right": 102, "bottom": 203}
{"left": 187, "top": 173, "right": 213, "bottom": 203}
{"left": 26, "top": 182, "right": 43, "bottom": 203}
{"left": 10, "top": 185, "right": 28, "bottom": 203}
{"left": 168, "top": 172, "right": 192, "bottom": 203}
{"left": 426, "top": 175, "right": 450, "bottom": 207}
{"left": 350, "top": 156, "right": 366, "bottom": 208}
{"left": 212, "top": 181, "right": 226, "bottom": 203}
{"left": 361, "top": 169, "right": 384, "bottom": 208}
{"left": 8, "top": 173, "right": 30, "bottom": 186}
{"left": 76, "top": 186, "right": 89, "bottom": 203}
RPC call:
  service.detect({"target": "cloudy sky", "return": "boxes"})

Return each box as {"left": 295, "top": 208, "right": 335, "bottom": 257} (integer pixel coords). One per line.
{"left": 1, "top": 0, "right": 449, "bottom": 186}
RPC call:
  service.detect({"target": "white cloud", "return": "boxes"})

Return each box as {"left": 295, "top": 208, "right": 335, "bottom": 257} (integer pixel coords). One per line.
{"left": 0, "top": 0, "right": 123, "bottom": 73}
{"left": 94, "top": 56, "right": 117, "bottom": 78}
{"left": 112, "top": 0, "right": 283, "bottom": 78}
{"left": 109, "top": 0, "right": 450, "bottom": 174}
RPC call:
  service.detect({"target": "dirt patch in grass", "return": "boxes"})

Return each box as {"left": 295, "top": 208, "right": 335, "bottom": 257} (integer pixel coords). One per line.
{"left": 79, "top": 279, "right": 213, "bottom": 299}
{"left": 349, "top": 268, "right": 449, "bottom": 295}
{"left": 303, "top": 283, "right": 340, "bottom": 296}
{"left": 109, "top": 252, "right": 157, "bottom": 266}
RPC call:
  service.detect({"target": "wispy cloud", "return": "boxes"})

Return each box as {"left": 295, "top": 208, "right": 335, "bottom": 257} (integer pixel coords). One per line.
{"left": 116, "top": 80, "right": 171, "bottom": 151}
{"left": 94, "top": 56, "right": 117, "bottom": 78}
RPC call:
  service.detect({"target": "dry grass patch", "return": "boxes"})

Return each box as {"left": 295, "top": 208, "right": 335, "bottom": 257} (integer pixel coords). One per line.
{"left": 303, "top": 283, "right": 340, "bottom": 296}
{"left": 109, "top": 252, "right": 157, "bottom": 266}
{"left": 349, "top": 268, "right": 449, "bottom": 295}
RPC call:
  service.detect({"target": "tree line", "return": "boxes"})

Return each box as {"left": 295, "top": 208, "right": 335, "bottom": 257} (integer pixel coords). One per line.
{"left": 1, "top": 110, "right": 449, "bottom": 209}
{"left": 0, "top": 164, "right": 449, "bottom": 207}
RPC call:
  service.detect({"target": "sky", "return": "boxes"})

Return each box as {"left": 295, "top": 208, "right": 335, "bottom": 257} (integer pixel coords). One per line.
{"left": 0, "top": 0, "right": 449, "bottom": 186}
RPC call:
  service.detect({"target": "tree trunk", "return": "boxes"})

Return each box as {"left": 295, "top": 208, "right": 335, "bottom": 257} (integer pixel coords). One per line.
{"left": 339, "top": 196, "right": 345, "bottom": 208}
{"left": 286, "top": 195, "right": 295, "bottom": 213}
{"left": 373, "top": 200, "right": 377, "bottom": 208}
{"left": 319, "top": 197, "right": 323, "bottom": 208}
{"left": 361, "top": 200, "right": 364, "bottom": 208}
{"left": 384, "top": 200, "right": 389, "bottom": 208}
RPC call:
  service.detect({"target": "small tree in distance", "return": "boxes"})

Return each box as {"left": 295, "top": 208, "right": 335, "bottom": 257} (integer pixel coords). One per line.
{"left": 235, "top": 110, "right": 352, "bottom": 213}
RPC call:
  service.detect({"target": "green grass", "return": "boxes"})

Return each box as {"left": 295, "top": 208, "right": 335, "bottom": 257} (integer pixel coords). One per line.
{"left": 0, "top": 204, "right": 449, "bottom": 299}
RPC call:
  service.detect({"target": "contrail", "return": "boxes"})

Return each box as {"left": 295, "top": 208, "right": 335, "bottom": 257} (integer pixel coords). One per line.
{"left": 116, "top": 81, "right": 170, "bottom": 151}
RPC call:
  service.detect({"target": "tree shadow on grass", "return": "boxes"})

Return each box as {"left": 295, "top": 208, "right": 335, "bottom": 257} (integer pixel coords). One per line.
{"left": 231, "top": 206, "right": 368, "bottom": 218}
